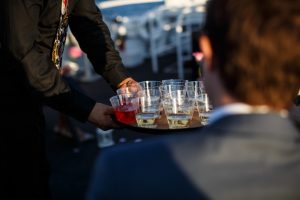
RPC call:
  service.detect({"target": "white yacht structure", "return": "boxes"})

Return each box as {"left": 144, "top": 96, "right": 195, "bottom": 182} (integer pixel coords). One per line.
{"left": 66, "top": 0, "right": 207, "bottom": 82}
{"left": 98, "top": 0, "right": 207, "bottom": 79}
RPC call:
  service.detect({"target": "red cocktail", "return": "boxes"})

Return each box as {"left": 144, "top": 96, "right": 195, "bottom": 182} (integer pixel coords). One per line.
{"left": 114, "top": 104, "right": 137, "bottom": 124}
{"left": 110, "top": 94, "right": 139, "bottom": 124}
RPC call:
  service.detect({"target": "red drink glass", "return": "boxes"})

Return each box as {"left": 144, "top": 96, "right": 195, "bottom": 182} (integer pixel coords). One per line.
{"left": 110, "top": 94, "right": 139, "bottom": 124}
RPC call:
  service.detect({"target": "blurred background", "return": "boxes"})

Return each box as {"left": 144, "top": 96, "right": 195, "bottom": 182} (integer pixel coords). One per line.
{"left": 45, "top": 0, "right": 208, "bottom": 199}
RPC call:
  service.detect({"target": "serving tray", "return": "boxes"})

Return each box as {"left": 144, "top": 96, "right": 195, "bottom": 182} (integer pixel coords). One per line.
{"left": 116, "top": 111, "right": 204, "bottom": 134}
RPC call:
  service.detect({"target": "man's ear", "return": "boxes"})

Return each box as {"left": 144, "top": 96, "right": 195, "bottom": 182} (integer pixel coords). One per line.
{"left": 199, "top": 35, "right": 213, "bottom": 70}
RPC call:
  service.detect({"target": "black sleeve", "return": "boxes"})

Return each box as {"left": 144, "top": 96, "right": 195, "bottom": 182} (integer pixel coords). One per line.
{"left": 44, "top": 88, "right": 95, "bottom": 122}
{"left": 69, "top": 0, "right": 130, "bottom": 90}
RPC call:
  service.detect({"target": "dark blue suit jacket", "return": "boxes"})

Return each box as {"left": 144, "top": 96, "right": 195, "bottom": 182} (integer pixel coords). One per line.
{"left": 86, "top": 114, "right": 300, "bottom": 200}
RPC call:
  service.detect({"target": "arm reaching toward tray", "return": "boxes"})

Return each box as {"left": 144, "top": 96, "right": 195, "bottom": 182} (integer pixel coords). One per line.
{"left": 88, "top": 103, "right": 120, "bottom": 130}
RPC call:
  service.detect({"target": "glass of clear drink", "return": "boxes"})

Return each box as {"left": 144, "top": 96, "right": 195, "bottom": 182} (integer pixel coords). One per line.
{"left": 187, "top": 80, "right": 205, "bottom": 93}
{"left": 196, "top": 93, "right": 212, "bottom": 125}
{"left": 187, "top": 81, "right": 206, "bottom": 114}
{"left": 162, "top": 90, "right": 195, "bottom": 129}
{"left": 135, "top": 95, "right": 161, "bottom": 128}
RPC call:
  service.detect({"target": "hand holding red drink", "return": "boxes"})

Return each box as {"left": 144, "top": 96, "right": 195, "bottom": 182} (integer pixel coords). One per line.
{"left": 109, "top": 93, "right": 139, "bottom": 124}
{"left": 114, "top": 103, "right": 137, "bottom": 124}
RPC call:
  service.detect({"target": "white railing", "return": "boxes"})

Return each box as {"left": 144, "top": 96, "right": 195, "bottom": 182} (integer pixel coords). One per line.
{"left": 67, "top": 1, "right": 207, "bottom": 82}
{"left": 148, "top": 4, "right": 205, "bottom": 78}
{"left": 99, "top": 0, "right": 164, "bottom": 9}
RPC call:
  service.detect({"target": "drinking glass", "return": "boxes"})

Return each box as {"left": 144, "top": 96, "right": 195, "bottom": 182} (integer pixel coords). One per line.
{"left": 196, "top": 93, "right": 212, "bottom": 125}
{"left": 159, "top": 84, "right": 187, "bottom": 99}
{"left": 135, "top": 95, "right": 161, "bottom": 128}
{"left": 162, "top": 90, "right": 195, "bottom": 129}
{"left": 138, "top": 88, "right": 161, "bottom": 97}
{"left": 138, "top": 80, "right": 162, "bottom": 90}
{"left": 116, "top": 81, "right": 142, "bottom": 96}
{"left": 187, "top": 80, "right": 205, "bottom": 89}
{"left": 138, "top": 88, "right": 163, "bottom": 116}
{"left": 161, "top": 79, "right": 188, "bottom": 86}
{"left": 187, "top": 81, "right": 205, "bottom": 113}
{"left": 109, "top": 94, "right": 139, "bottom": 124}
{"left": 187, "top": 80, "right": 206, "bottom": 97}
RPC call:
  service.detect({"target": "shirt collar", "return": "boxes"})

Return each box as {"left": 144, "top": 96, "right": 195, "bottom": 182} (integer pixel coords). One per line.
{"left": 208, "top": 103, "right": 288, "bottom": 125}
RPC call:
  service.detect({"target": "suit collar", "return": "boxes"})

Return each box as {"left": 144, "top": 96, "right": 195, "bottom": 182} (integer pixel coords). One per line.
{"left": 204, "top": 113, "right": 300, "bottom": 140}
{"left": 209, "top": 103, "right": 288, "bottom": 125}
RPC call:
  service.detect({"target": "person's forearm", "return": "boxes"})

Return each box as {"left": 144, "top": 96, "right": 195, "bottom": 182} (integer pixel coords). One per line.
{"left": 44, "top": 89, "right": 96, "bottom": 122}
{"left": 70, "top": 0, "right": 130, "bottom": 89}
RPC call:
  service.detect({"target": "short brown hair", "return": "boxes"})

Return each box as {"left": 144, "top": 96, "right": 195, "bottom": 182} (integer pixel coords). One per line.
{"left": 203, "top": 0, "right": 300, "bottom": 109}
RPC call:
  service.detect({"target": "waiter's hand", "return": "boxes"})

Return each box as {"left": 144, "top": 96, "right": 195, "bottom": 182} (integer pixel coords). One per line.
{"left": 117, "top": 77, "right": 142, "bottom": 95}
{"left": 88, "top": 102, "right": 120, "bottom": 130}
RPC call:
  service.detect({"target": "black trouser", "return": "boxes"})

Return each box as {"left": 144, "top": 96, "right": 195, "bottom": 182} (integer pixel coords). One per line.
{"left": 0, "top": 63, "right": 52, "bottom": 200}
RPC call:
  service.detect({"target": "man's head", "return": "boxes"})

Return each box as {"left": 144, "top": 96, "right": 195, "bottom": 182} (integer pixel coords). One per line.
{"left": 200, "top": 0, "right": 300, "bottom": 110}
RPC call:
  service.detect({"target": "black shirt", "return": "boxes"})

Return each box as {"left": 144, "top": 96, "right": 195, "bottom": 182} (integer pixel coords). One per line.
{"left": 0, "top": 0, "right": 130, "bottom": 122}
